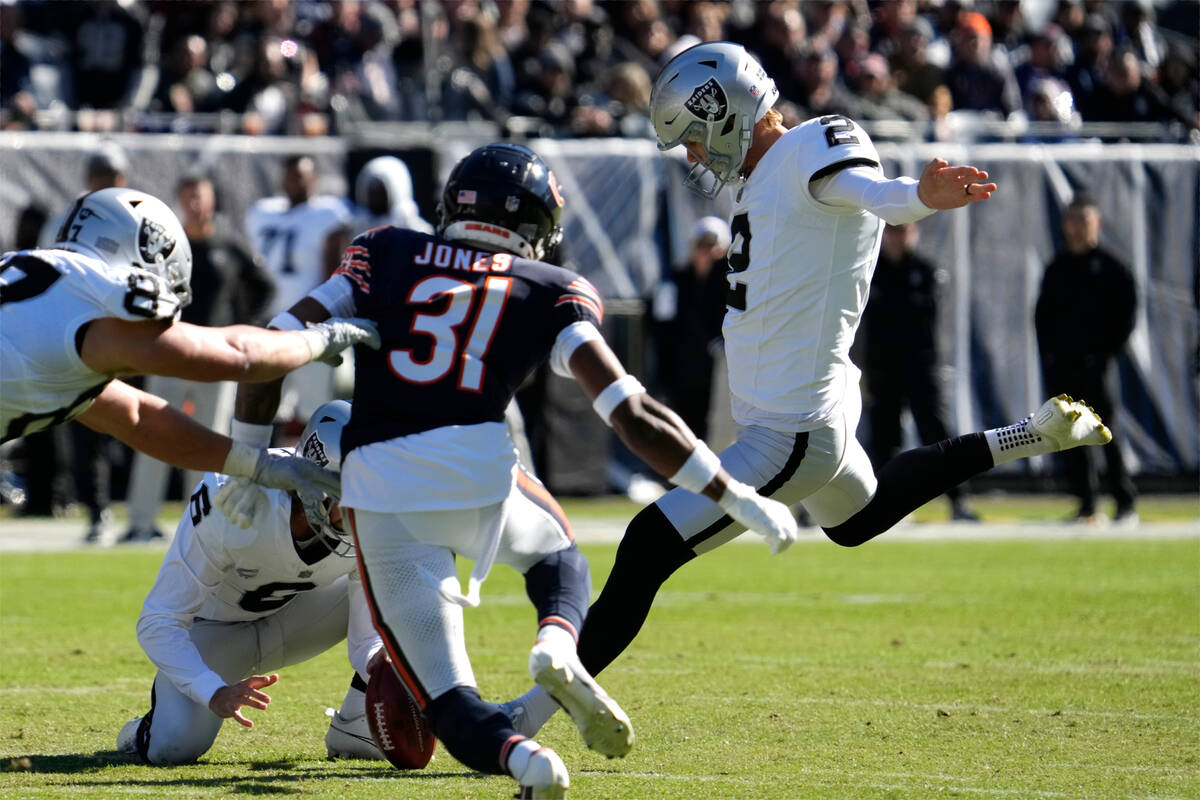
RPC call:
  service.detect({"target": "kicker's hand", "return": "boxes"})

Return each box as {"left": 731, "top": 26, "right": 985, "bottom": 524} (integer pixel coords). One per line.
{"left": 301, "top": 317, "right": 381, "bottom": 366}
{"left": 718, "top": 480, "right": 799, "bottom": 555}
{"left": 209, "top": 674, "right": 279, "bottom": 728}
{"left": 916, "top": 158, "right": 996, "bottom": 210}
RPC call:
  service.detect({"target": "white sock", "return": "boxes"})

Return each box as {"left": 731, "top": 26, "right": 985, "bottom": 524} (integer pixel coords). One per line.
{"left": 505, "top": 738, "right": 540, "bottom": 778}
{"left": 984, "top": 416, "right": 1053, "bottom": 466}
{"left": 513, "top": 685, "right": 561, "bottom": 735}
{"left": 339, "top": 686, "right": 366, "bottom": 719}
{"left": 535, "top": 623, "right": 577, "bottom": 652}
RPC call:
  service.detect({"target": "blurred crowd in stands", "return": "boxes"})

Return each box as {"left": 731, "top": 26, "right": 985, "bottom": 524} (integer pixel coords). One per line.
{"left": 1, "top": 0, "right": 1197, "bottom": 141}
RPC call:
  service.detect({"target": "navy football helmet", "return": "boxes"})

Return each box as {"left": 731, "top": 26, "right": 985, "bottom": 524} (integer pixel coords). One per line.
{"left": 437, "top": 143, "right": 564, "bottom": 262}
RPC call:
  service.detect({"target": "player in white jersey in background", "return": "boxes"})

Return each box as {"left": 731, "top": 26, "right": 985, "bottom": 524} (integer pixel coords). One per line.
{"left": 502, "top": 41, "right": 1114, "bottom": 738}
{"left": 117, "top": 401, "right": 386, "bottom": 764}
{"left": 245, "top": 155, "right": 353, "bottom": 429}
{"left": 0, "top": 187, "right": 379, "bottom": 501}
{"left": 351, "top": 155, "right": 434, "bottom": 236}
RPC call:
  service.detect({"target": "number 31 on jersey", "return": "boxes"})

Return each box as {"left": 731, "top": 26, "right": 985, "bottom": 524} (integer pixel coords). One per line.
{"left": 389, "top": 275, "right": 512, "bottom": 392}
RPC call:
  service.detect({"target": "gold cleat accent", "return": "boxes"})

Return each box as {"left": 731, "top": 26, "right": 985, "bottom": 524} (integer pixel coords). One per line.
{"left": 1031, "top": 395, "right": 1112, "bottom": 451}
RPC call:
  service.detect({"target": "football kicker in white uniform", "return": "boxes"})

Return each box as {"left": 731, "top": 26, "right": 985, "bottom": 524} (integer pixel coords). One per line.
{"left": 502, "top": 41, "right": 1115, "bottom": 740}
{"left": 117, "top": 401, "right": 387, "bottom": 765}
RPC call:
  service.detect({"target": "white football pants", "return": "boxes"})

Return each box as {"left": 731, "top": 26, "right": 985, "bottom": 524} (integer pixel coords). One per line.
{"left": 658, "top": 389, "right": 878, "bottom": 553}
{"left": 135, "top": 577, "right": 350, "bottom": 765}
{"left": 347, "top": 468, "right": 573, "bottom": 709}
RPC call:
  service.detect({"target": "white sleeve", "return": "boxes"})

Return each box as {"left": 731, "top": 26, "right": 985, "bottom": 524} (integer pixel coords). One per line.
{"left": 346, "top": 568, "right": 384, "bottom": 681}
{"left": 549, "top": 321, "right": 604, "bottom": 379}
{"left": 135, "top": 515, "right": 232, "bottom": 707}
{"left": 811, "top": 165, "right": 936, "bottom": 225}
{"left": 306, "top": 274, "right": 357, "bottom": 318}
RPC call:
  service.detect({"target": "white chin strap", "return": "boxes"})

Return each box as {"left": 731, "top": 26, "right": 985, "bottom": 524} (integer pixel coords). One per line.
{"left": 442, "top": 220, "right": 535, "bottom": 259}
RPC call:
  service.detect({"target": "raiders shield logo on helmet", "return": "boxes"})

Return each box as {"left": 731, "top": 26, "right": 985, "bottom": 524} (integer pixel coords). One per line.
{"left": 684, "top": 77, "right": 728, "bottom": 121}
{"left": 138, "top": 217, "right": 176, "bottom": 264}
{"left": 302, "top": 432, "right": 329, "bottom": 467}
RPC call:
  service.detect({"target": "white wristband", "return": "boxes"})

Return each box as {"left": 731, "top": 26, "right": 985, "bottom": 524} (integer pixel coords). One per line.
{"left": 267, "top": 310, "right": 306, "bottom": 331}
{"left": 229, "top": 419, "right": 274, "bottom": 448}
{"left": 591, "top": 375, "right": 646, "bottom": 426}
{"left": 221, "top": 440, "right": 263, "bottom": 479}
{"left": 267, "top": 311, "right": 323, "bottom": 360}
{"left": 669, "top": 441, "right": 722, "bottom": 494}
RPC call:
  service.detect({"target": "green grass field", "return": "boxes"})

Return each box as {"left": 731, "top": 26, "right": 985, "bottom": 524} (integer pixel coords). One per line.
{"left": 1, "top": 503, "right": 1198, "bottom": 799}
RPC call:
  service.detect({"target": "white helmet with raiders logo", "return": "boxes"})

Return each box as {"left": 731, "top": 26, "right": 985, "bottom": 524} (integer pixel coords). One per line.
{"left": 297, "top": 399, "right": 353, "bottom": 556}
{"left": 650, "top": 41, "right": 779, "bottom": 198}
{"left": 54, "top": 187, "right": 193, "bottom": 307}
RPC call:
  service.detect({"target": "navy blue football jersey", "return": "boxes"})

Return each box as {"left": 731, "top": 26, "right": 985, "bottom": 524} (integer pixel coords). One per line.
{"left": 338, "top": 227, "right": 603, "bottom": 453}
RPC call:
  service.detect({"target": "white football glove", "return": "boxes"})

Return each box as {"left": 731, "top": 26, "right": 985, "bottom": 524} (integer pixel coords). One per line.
{"left": 718, "top": 480, "right": 799, "bottom": 555}
{"left": 214, "top": 478, "right": 269, "bottom": 530}
{"left": 216, "top": 448, "right": 341, "bottom": 529}
{"left": 300, "top": 317, "right": 381, "bottom": 366}
{"left": 251, "top": 449, "right": 340, "bottom": 497}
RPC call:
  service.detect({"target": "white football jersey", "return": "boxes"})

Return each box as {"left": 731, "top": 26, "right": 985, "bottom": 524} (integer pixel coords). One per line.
{"left": 137, "top": 471, "right": 377, "bottom": 705}
{"left": 723, "top": 116, "right": 885, "bottom": 432}
{"left": 244, "top": 196, "right": 350, "bottom": 317}
{"left": 0, "top": 248, "right": 181, "bottom": 442}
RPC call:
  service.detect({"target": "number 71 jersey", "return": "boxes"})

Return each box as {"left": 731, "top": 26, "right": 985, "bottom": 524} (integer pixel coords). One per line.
{"left": 336, "top": 227, "right": 604, "bottom": 455}
{"left": 722, "top": 115, "right": 884, "bottom": 433}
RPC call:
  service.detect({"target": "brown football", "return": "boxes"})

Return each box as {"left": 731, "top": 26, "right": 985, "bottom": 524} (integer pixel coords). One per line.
{"left": 365, "top": 658, "right": 437, "bottom": 769}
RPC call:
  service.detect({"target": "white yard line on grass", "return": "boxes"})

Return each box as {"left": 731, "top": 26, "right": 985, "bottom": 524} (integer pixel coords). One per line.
{"left": 1, "top": 518, "right": 1196, "bottom": 552}
{"left": 0, "top": 678, "right": 148, "bottom": 695}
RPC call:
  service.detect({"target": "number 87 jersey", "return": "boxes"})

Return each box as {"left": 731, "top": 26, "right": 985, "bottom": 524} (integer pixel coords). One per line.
{"left": 722, "top": 114, "right": 883, "bottom": 434}
{"left": 317, "top": 226, "right": 604, "bottom": 510}
{"left": 0, "top": 248, "right": 182, "bottom": 442}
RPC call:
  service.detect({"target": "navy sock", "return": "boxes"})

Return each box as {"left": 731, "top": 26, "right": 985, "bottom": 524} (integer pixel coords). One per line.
{"left": 425, "top": 686, "right": 522, "bottom": 775}
{"left": 524, "top": 544, "right": 590, "bottom": 638}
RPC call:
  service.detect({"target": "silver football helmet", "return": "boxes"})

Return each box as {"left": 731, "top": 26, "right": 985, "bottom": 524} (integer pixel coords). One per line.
{"left": 297, "top": 399, "right": 353, "bottom": 557}
{"left": 650, "top": 41, "right": 780, "bottom": 198}
{"left": 55, "top": 187, "right": 193, "bottom": 307}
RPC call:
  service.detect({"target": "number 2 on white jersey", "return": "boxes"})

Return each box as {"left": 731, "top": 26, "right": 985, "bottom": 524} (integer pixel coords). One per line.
{"left": 389, "top": 275, "right": 512, "bottom": 392}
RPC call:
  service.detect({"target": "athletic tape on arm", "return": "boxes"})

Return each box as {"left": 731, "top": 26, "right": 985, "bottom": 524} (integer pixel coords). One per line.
{"left": 669, "top": 441, "right": 722, "bottom": 494}
{"left": 267, "top": 310, "right": 306, "bottom": 331}
{"left": 550, "top": 321, "right": 604, "bottom": 378}
{"left": 592, "top": 374, "right": 646, "bottom": 425}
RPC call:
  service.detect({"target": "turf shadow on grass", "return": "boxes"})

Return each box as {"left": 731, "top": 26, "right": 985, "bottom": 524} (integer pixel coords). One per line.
{"left": 8, "top": 753, "right": 491, "bottom": 790}
{"left": 3, "top": 752, "right": 120, "bottom": 774}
